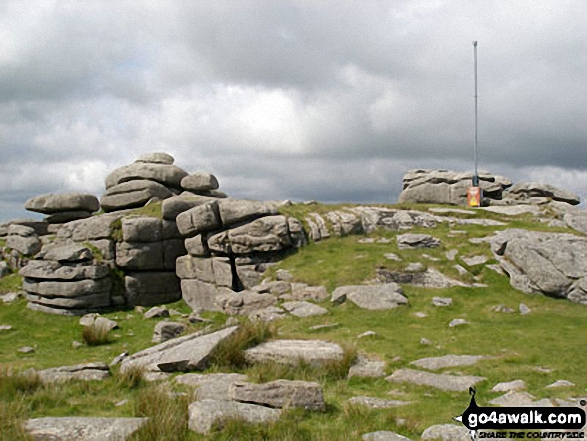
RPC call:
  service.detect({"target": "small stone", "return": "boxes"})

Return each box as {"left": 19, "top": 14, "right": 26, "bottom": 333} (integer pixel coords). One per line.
{"left": 358, "top": 238, "right": 375, "bottom": 243}
{"left": 275, "top": 269, "right": 294, "bottom": 281}
{"left": 144, "top": 306, "right": 169, "bottom": 319}
{"left": 18, "top": 346, "right": 35, "bottom": 354}
{"left": 0, "top": 325, "right": 12, "bottom": 331}
{"left": 376, "top": 238, "right": 391, "bottom": 243}
{"left": 546, "top": 380, "right": 575, "bottom": 388}
{"left": 453, "top": 264, "right": 468, "bottom": 276}
{"left": 449, "top": 318, "right": 469, "bottom": 328}
{"left": 188, "top": 312, "right": 214, "bottom": 324}
{"left": 348, "top": 357, "right": 386, "bottom": 379}
{"left": 1, "top": 292, "right": 23, "bottom": 303}
{"left": 115, "top": 399, "right": 129, "bottom": 407}
{"left": 421, "top": 424, "right": 470, "bottom": 440}
{"left": 310, "top": 323, "right": 340, "bottom": 331}
{"left": 282, "top": 301, "right": 329, "bottom": 318}
{"left": 489, "top": 391, "right": 536, "bottom": 406}
{"left": 405, "top": 262, "right": 424, "bottom": 272}
{"left": 432, "top": 297, "right": 452, "bottom": 307}
{"left": 358, "top": 331, "right": 377, "bottom": 339}
{"left": 72, "top": 341, "right": 82, "bottom": 349}
{"left": 413, "top": 312, "right": 428, "bottom": 318}
{"left": 461, "top": 255, "right": 489, "bottom": 266}
{"left": 445, "top": 250, "right": 458, "bottom": 261}
{"left": 225, "top": 317, "right": 239, "bottom": 326}
{"left": 384, "top": 253, "right": 401, "bottom": 261}
{"left": 420, "top": 338, "right": 432, "bottom": 345}
{"left": 422, "top": 253, "right": 439, "bottom": 261}
{"left": 519, "top": 303, "right": 531, "bottom": 315}
{"left": 348, "top": 396, "right": 411, "bottom": 409}
{"left": 492, "top": 304, "right": 514, "bottom": 313}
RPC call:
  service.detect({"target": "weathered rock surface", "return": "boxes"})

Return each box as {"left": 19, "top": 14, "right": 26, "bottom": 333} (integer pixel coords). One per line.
{"left": 396, "top": 233, "right": 440, "bottom": 249}
{"left": 100, "top": 180, "right": 173, "bottom": 212}
{"left": 217, "top": 199, "right": 278, "bottom": 226}
{"left": 331, "top": 284, "right": 407, "bottom": 310}
{"left": 215, "top": 290, "right": 276, "bottom": 316}
{"left": 244, "top": 339, "right": 344, "bottom": 366}
{"left": 7, "top": 225, "right": 41, "bottom": 255}
{"left": 492, "top": 379, "right": 526, "bottom": 392}
{"left": 503, "top": 181, "right": 580, "bottom": 205}
{"left": 152, "top": 321, "right": 186, "bottom": 343}
{"left": 420, "top": 424, "right": 471, "bottom": 441}
{"left": 230, "top": 379, "right": 325, "bottom": 411}
{"left": 175, "top": 373, "right": 248, "bottom": 400}
{"left": 377, "top": 268, "right": 467, "bottom": 289}
{"left": 410, "top": 355, "right": 486, "bottom": 370}
{"left": 488, "top": 229, "right": 587, "bottom": 303}
{"left": 181, "top": 172, "right": 219, "bottom": 192}
{"left": 348, "top": 356, "right": 386, "bottom": 379}
{"left": 25, "top": 193, "right": 100, "bottom": 214}
{"left": 282, "top": 301, "right": 329, "bottom": 317}
{"left": 362, "top": 431, "right": 413, "bottom": 441}
{"left": 348, "top": 396, "right": 411, "bottom": 408}
{"left": 188, "top": 399, "right": 281, "bottom": 434}
{"left": 125, "top": 272, "right": 181, "bottom": 307}
{"left": 120, "top": 326, "right": 238, "bottom": 373}
{"left": 23, "top": 417, "right": 147, "bottom": 441}
{"left": 36, "top": 362, "right": 110, "bottom": 383}
{"left": 386, "top": 369, "right": 486, "bottom": 391}
{"left": 105, "top": 162, "right": 188, "bottom": 189}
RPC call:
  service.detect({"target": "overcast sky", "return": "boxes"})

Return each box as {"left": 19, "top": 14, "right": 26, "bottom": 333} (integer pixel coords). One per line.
{"left": 1, "top": 0, "right": 586, "bottom": 222}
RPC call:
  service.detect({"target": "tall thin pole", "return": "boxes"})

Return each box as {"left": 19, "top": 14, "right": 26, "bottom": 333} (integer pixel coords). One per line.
{"left": 473, "top": 41, "right": 479, "bottom": 187}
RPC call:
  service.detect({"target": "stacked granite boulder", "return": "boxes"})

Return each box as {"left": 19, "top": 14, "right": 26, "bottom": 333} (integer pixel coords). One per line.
{"left": 398, "top": 169, "right": 580, "bottom": 207}
{"left": 398, "top": 169, "right": 512, "bottom": 205}
{"left": 100, "top": 153, "right": 187, "bottom": 212}
{"left": 20, "top": 243, "right": 113, "bottom": 315}
{"left": 174, "top": 199, "right": 306, "bottom": 312}
{"left": 25, "top": 193, "right": 100, "bottom": 233}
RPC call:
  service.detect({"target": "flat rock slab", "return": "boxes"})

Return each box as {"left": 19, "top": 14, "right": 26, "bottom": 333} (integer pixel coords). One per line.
{"left": 230, "top": 379, "right": 325, "bottom": 411}
{"left": 492, "top": 379, "right": 526, "bottom": 392}
{"left": 120, "top": 326, "right": 238, "bottom": 373}
{"left": 386, "top": 368, "right": 486, "bottom": 392}
{"left": 396, "top": 233, "right": 441, "bottom": 249}
{"left": 23, "top": 417, "right": 147, "bottom": 441}
{"left": 175, "top": 373, "right": 248, "bottom": 400}
{"left": 410, "top": 355, "right": 486, "bottom": 371}
{"left": 348, "top": 396, "right": 411, "bottom": 408}
{"left": 420, "top": 424, "right": 471, "bottom": 441}
{"left": 348, "top": 357, "right": 386, "bottom": 379}
{"left": 282, "top": 301, "right": 329, "bottom": 317}
{"left": 489, "top": 391, "right": 541, "bottom": 407}
{"left": 363, "top": 431, "right": 413, "bottom": 441}
{"left": 331, "top": 284, "right": 407, "bottom": 310}
{"left": 37, "top": 362, "right": 110, "bottom": 383}
{"left": 188, "top": 399, "right": 281, "bottom": 434}
{"left": 244, "top": 339, "right": 344, "bottom": 366}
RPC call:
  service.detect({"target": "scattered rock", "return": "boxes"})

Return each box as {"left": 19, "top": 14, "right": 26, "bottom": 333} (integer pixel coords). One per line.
{"left": 18, "top": 346, "right": 35, "bottom": 354}
{"left": 489, "top": 391, "right": 537, "bottom": 406}
{"left": 188, "top": 399, "right": 281, "bottom": 434}
{"left": 36, "top": 362, "right": 110, "bottom": 383}
{"left": 230, "top": 379, "right": 325, "bottom": 411}
{"left": 449, "top": 318, "right": 470, "bottom": 328}
{"left": 386, "top": 368, "right": 485, "bottom": 391}
{"left": 282, "top": 301, "right": 329, "bottom": 318}
{"left": 23, "top": 417, "right": 147, "bottom": 441}
{"left": 546, "top": 380, "right": 575, "bottom": 388}
{"left": 445, "top": 249, "right": 458, "bottom": 260}
{"left": 310, "top": 323, "right": 340, "bottom": 331}
{"left": 519, "top": 303, "right": 531, "bottom": 315}
{"left": 413, "top": 312, "right": 428, "bottom": 318}
{"left": 410, "top": 355, "right": 486, "bottom": 370}
{"left": 461, "top": 255, "right": 489, "bottom": 266}
{"left": 152, "top": 321, "right": 187, "bottom": 343}
{"left": 248, "top": 306, "right": 287, "bottom": 322}
{"left": 0, "top": 325, "right": 13, "bottom": 331}
{"left": 420, "top": 338, "right": 432, "bottom": 345}
{"left": 432, "top": 297, "right": 452, "bottom": 307}
{"left": 72, "top": 341, "right": 82, "bottom": 349}
{"left": 453, "top": 264, "right": 468, "bottom": 276}
{"left": 348, "top": 356, "right": 386, "bottom": 378}
{"left": 244, "top": 339, "right": 344, "bottom": 367}
{"left": 331, "top": 284, "right": 407, "bottom": 310}
{"left": 144, "top": 306, "right": 169, "bottom": 319}
{"left": 120, "top": 326, "right": 239, "bottom": 373}
{"left": 396, "top": 233, "right": 441, "bottom": 249}
{"left": 348, "top": 396, "right": 411, "bottom": 408}
{"left": 492, "top": 380, "right": 526, "bottom": 392}
{"left": 175, "top": 373, "right": 248, "bottom": 400}
{"left": 357, "top": 331, "right": 377, "bottom": 339}
{"left": 275, "top": 269, "right": 294, "bottom": 281}
{"left": 491, "top": 304, "right": 515, "bottom": 313}
{"left": 420, "top": 424, "right": 471, "bottom": 441}
{"left": 362, "top": 431, "right": 413, "bottom": 441}
{"left": 0, "top": 291, "right": 23, "bottom": 303}
{"left": 110, "top": 351, "right": 129, "bottom": 367}
{"left": 384, "top": 253, "right": 401, "bottom": 261}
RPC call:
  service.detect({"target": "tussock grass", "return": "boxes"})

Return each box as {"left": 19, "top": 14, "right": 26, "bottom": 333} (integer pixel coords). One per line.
{"left": 0, "top": 368, "right": 39, "bottom": 441}
{"left": 82, "top": 324, "right": 112, "bottom": 346}
{"left": 0, "top": 273, "right": 22, "bottom": 294}
{"left": 209, "top": 321, "right": 276, "bottom": 370}
{"left": 129, "top": 384, "right": 189, "bottom": 441}
{"left": 116, "top": 365, "right": 145, "bottom": 390}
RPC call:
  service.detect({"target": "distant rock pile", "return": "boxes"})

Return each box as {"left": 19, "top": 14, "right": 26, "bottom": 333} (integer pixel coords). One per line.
{"left": 398, "top": 169, "right": 580, "bottom": 206}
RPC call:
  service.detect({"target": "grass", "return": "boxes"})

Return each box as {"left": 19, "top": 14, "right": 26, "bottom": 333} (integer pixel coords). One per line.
{"left": 0, "top": 273, "right": 22, "bottom": 294}
{"left": 1, "top": 201, "right": 587, "bottom": 439}
{"left": 82, "top": 324, "right": 112, "bottom": 346}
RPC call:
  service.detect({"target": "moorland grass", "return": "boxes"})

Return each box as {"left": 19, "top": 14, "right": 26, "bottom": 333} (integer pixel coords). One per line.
{"left": 1, "top": 202, "right": 586, "bottom": 439}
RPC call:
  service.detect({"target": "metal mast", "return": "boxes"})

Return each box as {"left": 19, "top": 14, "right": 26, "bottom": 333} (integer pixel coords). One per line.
{"left": 473, "top": 41, "right": 479, "bottom": 187}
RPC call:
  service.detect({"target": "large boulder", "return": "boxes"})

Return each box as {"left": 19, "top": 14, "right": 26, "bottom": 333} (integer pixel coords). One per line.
{"left": 488, "top": 229, "right": 587, "bottom": 303}
{"left": 120, "top": 326, "right": 239, "bottom": 373}
{"left": 105, "top": 162, "right": 188, "bottom": 189}
{"left": 230, "top": 379, "right": 326, "bottom": 411}
{"left": 244, "top": 339, "right": 344, "bottom": 366}
{"left": 161, "top": 194, "right": 218, "bottom": 220}
{"left": 135, "top": 152, "right": 174, "bottom": 164}
{"left": 25, "top": 193, "right": 100, "bottom": 214}
{"left": 100, "top": 180, "right": 173, "bottom": 212}
{"left": 181, "top": 172, "right": 219, "bottom": 192}
{"left": 6, "top": 225, "right": 41, "bottom": 255}
{"left": 503, "top": 181, "right": 580, "bottom": 205}
{"left": 23, "top": 417, "right": 147, "bottom": 441}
